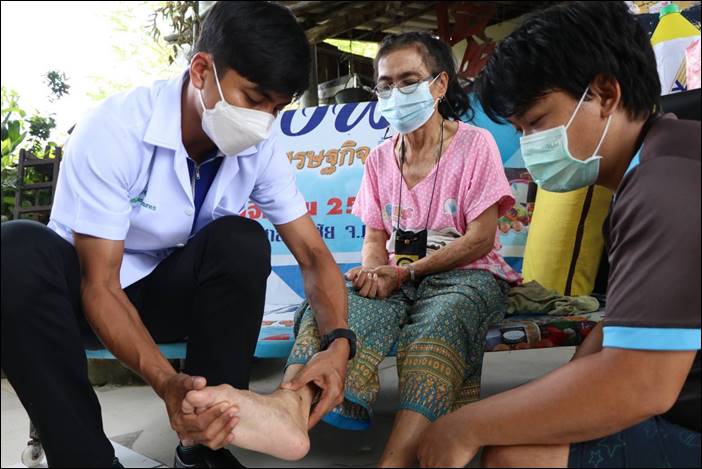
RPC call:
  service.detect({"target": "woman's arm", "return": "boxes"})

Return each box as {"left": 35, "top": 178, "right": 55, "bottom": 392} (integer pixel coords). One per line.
{"left": 368, "top": 204, "right": 499, "bottom": 299}
{"left": 411, "top": 204, "right": 498, "bottom": 279}
{"left": 361, "top": 227, "right": 390, "bottom": 269}
{"left": 348, "top": 227, "right": 390, "bottom": 297}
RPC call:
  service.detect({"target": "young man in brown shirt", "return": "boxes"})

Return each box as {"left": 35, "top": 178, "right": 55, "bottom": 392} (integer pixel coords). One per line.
{"left": 416, "top": 2, "right": 700, "bottom": 467}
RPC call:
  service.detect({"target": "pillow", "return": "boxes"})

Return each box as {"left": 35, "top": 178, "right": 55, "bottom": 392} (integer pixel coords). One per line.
{"left": 522, "top": 185, "right": 613, "bottom": 296}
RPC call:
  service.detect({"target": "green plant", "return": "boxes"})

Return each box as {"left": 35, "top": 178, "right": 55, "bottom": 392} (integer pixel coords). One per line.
{"left": 1, "top": 92, "right": 22, "bottom": 221}
{"left": 86, "top": 2, "right": 177, "bottom": 103}
{"left": 149, "top": 1, "right": 200, "bottom": 64}
{"left": 1, "top": 70, "right": 69, "bottom": 222}
{"left": 1, "top": 88, "right": 27, "bottom": 164}
{"left": 2, "top": 87, "right": 27, "bottom": 208}
{"left": 26, "top": 115, "right": 59, "bottom": 158}
{"left": 45, "top": 70, "right": 71, "bottom": 102}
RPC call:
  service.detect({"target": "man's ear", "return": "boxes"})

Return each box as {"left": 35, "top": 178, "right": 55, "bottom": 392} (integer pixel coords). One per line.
{"left": 189, "top": 52, "right": 211, "bottom": 91}
{"left": 589, "top": 74, "right": 621, "bottom": 118}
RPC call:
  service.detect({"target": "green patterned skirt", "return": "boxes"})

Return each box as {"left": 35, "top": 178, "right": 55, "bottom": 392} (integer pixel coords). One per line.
{"left": 287, "top": 268, "right": 508, "bottom": 430}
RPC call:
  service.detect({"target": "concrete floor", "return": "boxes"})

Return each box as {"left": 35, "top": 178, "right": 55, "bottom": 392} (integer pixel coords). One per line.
{"left": 1, "top": 347, "right": 574, "bottom": 468}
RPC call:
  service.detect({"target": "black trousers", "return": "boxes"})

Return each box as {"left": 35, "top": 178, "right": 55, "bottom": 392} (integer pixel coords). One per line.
{"left": 1, "top": 216, "right": 271, "bottom": 468}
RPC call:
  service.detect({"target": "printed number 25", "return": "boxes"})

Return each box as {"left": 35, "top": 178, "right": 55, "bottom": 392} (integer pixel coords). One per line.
{"left": 327, "top": 198, "right": 342, "bottom": 215}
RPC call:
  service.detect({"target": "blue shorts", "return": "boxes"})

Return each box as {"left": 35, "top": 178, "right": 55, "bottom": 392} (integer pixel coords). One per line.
{"left": 568, "top": 417, "right": 700, "bottom": 468}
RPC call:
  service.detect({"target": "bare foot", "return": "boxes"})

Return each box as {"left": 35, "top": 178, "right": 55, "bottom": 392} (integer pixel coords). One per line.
{"left": 185, "top": 385, "right": 311, "bottom": 461}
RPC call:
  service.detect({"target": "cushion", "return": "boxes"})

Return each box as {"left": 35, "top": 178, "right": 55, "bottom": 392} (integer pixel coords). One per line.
{"left": 522, "top": 186, "right": 612, "bottom": 296}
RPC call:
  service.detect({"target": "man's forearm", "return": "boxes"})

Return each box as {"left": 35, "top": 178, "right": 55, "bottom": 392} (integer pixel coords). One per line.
{"left": 301, "top": 252, "right": 348, "bottom": 336}
{"left": 454, "top": 349, "right": 690, "bottom": 449}
{"left": 81, "top": 283, "right": 176, "bottom": 397}
{"left": 275, "top": 215, "right": 350, "bottom": 341}
{"left": 572, "top": 322, "right": 604, "bottom": 361}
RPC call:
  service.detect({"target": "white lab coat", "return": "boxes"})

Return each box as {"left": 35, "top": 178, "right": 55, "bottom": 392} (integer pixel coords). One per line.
{"left": 49, "top": 72, "right": 307, "bottom": 288}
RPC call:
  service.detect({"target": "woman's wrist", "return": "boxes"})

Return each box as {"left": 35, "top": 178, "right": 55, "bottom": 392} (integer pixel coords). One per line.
{"left": 404, "top": 263, "right": 417, "bottom": 282}
{"left": 395, "top": 265, "right": 411, "bottom": 284}
{"left": 392, "top": 266, "right": 402, "bottom": 289}
{"left": 361, "top": 261, "right": 385, "bottom": 271}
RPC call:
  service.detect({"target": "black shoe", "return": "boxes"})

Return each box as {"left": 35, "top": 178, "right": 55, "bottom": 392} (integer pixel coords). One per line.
{"left": 112, "top": 457, "right": 124, "bottom": 468}
{"left": 173, "top": 443, "right": 246, "bottom": 468}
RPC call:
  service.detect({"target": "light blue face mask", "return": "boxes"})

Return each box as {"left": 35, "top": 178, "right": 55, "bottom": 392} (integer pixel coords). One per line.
{"left": 378, "top": 76, "right": 440, "bottom": 134}
{"left": 519, "top": 87, "right": 613, "bottom": 193}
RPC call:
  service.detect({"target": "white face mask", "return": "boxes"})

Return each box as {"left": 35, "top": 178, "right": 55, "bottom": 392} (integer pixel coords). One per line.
{"left": 519, "top": 87, "right": 612, "bottom": 192}
{"left": 378, "top": 75, "right": 440, "bottom": 134}
{"left": 198, "top": 61, "right": 274, "bottom": 156}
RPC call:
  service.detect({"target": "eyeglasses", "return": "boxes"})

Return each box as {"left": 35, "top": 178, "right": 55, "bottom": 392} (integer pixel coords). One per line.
{"left": 373, "top": 75, "right": 437, "bottom": 99}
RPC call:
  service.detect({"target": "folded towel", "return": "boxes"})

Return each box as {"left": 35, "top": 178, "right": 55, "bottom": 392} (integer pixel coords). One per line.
{"left": 506, "top": 280, "right": 600, "bottom": 316}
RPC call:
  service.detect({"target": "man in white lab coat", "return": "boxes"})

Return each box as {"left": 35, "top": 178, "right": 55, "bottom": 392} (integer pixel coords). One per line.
{"left": 1, "top": 2, "right": 352, "bottom": 467}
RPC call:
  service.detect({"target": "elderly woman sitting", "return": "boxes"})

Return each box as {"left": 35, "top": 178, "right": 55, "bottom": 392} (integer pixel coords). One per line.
{"left": 286, "top": 31, "right": 522, "bottom": 467}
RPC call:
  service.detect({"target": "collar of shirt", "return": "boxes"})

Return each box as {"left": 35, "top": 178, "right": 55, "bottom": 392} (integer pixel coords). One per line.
{"left": 625, "top": 146, "right": 642, "bottom": 176}
{"left": 142, "top": 69, "right": 258, "bottom": 158}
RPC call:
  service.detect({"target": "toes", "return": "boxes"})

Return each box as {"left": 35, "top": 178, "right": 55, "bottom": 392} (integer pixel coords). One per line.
{"left": 185, "top": 388, "right": 218, "bottom": 408}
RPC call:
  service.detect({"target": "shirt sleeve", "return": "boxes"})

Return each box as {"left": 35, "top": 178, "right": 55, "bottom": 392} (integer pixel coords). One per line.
{"left": 603, "top": 157, "right": 701, "bottom": 351}
{"left": 49, "top": 109, "right": 135, "bottom": 241}
{"left": 250, "top": 136, "right": 308, "bottom": 225}
{"left": 463, "top": 129, "right": 515, "bottom": 223}
{"left": 351, "top": 148, "right": 385, "bottom": 230}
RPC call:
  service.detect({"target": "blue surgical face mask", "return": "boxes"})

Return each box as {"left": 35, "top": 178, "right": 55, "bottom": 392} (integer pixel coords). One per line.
{"left": 519, "top": 87, "right": 613, "bottom": 193}
{"left": 378, "top": 76, "right": 440, "bottom": 134}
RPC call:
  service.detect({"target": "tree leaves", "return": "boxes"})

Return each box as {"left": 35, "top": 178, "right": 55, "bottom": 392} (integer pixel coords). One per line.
{"left": 148, "top": 1, "right": 200, "bottom": 64}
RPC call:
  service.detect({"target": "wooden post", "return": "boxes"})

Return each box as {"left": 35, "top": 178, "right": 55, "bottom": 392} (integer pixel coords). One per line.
{"left": 300, "top": 43, "right": 319, "bottom": 108}
{"left": 13, "top": 149, "right": 24, "bottom": 221}
{"left": 436, "top": 1, "right": 450, "bottom": 44}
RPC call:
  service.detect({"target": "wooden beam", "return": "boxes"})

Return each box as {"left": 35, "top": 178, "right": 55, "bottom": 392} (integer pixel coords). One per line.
{"left": 403, "top": 17, "right": 436, "bottom": 27}
{"left": 305, "top": 2, "right": 393, "bottom": 44}
{"left": 300, "top": 2, "right": 352, "bottom": 28}
{"left": 331, "top": 30, "right": 389, "bottom": 43}
{"left": 354, "top": 3, "right": 437, "bottom": 40}
{"left": 402, "top": 19, "right": 436, "bottom": 29}
{"left": 288, "top": 1, "right": 325, "bottom": 15}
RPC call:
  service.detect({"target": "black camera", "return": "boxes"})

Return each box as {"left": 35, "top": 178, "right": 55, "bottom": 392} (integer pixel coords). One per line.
{"left": 394, "top": 228, "right": 427, "bottom": 266}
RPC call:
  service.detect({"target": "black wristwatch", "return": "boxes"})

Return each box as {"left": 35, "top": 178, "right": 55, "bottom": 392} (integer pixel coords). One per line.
{"left": 320, "top": 328, "right": 357, "bottom": 360}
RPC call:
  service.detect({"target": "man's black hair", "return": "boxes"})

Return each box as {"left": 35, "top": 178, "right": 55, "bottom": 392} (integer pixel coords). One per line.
{"left": 194, "top": 1, "right": 310, "bottom": 99}
{"left": 375, "top": 32, "right": 473, "bottom": 121}
{"left": 474, "top": 1, "right": 660, "bottom": 124}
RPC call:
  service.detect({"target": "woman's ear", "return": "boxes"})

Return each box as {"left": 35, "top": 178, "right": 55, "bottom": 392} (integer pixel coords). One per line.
{"left": 435, "top": 71, "right": 449, "bottom": 100}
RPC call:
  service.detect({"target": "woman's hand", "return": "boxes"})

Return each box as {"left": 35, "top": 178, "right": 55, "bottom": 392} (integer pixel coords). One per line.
{"left": 346, "top": 267, "right": 375, "bottom": 296}
{"left": 345, "top": 266, "right": 364, "bottom": 284}
{"left": 371, "top": 265, "right": 406, "bottom": 299}
{"left": 347, "top": 265, "right": 407, "bottom": 299}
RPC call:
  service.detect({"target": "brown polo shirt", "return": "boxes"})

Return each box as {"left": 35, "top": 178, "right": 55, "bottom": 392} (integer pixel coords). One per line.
{"left": 602, "top": 114, "right": 700, "bottom": 432}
